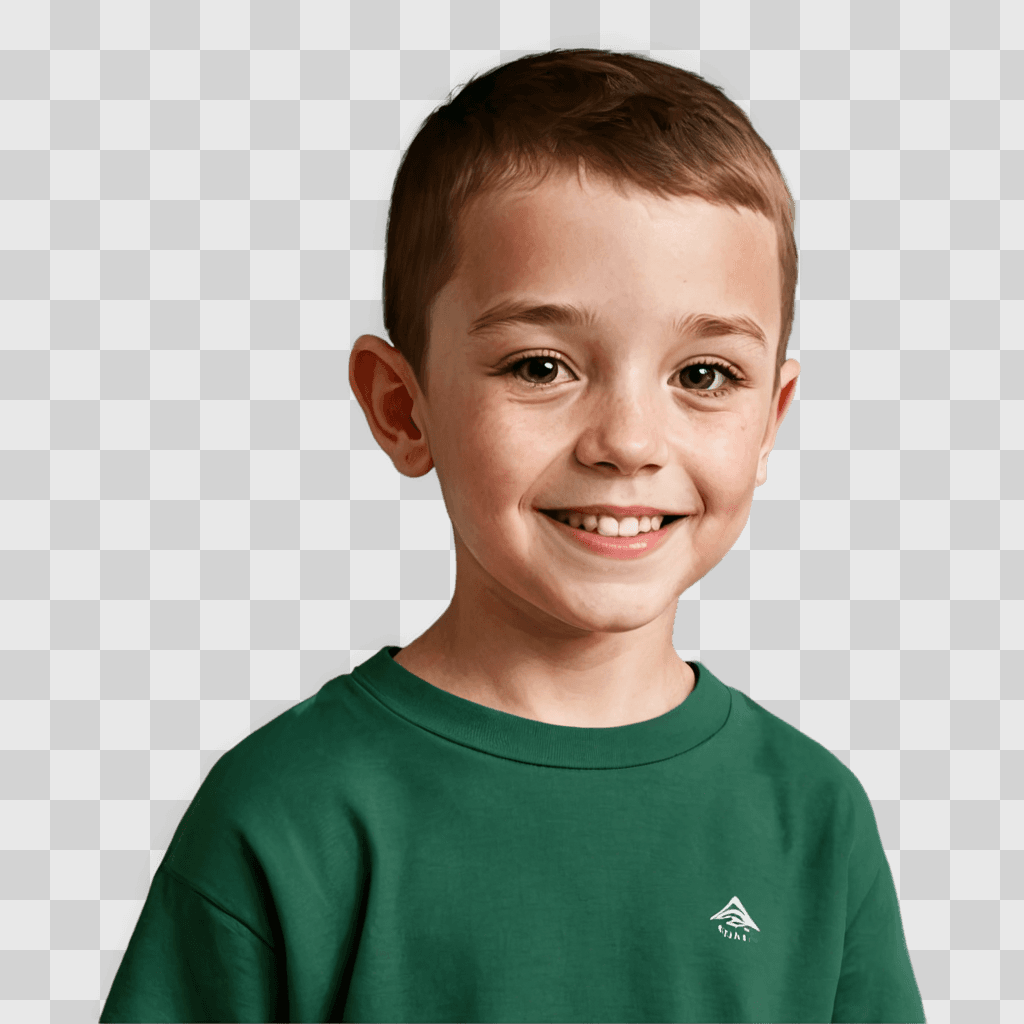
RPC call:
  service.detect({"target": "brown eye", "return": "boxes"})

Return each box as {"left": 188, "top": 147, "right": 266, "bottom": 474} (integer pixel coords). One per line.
{"left": 509, "top": 355, "right": 563, "bottom": 386}
{"left": 681, "top": 364, "right": 730, "bottom": 391}
{"left": 501, "top": 353, "right": 744, "bottom": 394}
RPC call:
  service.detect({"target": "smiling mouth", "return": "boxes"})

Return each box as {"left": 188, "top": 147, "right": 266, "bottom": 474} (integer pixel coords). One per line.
{"left": 539, "top": 509, "right": 685, "bottom": 533}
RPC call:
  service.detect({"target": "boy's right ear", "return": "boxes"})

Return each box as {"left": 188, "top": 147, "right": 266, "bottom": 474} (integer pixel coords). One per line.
{"left": 348, "top": 334, "right": 435, "bottom": 478}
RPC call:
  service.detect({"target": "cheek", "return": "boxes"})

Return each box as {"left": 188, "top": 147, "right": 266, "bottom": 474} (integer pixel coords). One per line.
{"left": 684, "top": 428, "right": 764, "bottom": 515}
{"left": 487, "top": 410, "right": 559, "bottom": 463}
{"left": 437, "top": 403, "right": 541, "bottom": 490}
{"left": 691, "top": 416, "right": 762, "bottom": 473}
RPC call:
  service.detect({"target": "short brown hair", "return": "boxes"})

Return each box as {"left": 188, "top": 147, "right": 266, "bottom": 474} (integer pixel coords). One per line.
{"left": 382, "top": 48, "right": 797, "bottom": 399}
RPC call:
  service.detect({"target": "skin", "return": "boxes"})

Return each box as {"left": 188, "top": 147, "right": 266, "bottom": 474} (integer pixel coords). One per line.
{"left": 349, "top": 166, "right": 800, "bottom": 728}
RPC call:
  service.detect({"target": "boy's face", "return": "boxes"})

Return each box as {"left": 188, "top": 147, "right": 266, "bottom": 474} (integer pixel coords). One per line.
{"left": 355, "top": 168, "right": 799, "bottom": 647}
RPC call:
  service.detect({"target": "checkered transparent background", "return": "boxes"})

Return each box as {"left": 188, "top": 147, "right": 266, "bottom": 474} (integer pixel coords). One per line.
{"left": 0, "top": 1, "right": 1022, "bottom": 1021}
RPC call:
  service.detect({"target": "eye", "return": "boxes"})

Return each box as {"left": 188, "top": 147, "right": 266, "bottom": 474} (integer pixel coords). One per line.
{"left": 678, "top": 362, "right": 740, "bottom": 394}
{"left": 498, "top": 351, "right": 745, "bottom": 396}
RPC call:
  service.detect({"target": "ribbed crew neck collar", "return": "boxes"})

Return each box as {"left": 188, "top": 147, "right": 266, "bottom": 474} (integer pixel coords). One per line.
{"left": 350, "top": 646, "right": 734, "bottom": 769}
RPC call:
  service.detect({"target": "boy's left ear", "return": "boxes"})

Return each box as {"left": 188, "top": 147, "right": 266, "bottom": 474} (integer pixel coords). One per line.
{"left": 755, "top": 360, "right": 800, "bottom": 487}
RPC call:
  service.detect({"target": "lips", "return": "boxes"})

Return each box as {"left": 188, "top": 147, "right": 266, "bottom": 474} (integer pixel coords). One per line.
{"left": 538, "top": 505, "right": 682, "bottom": 518}
{"left": 540, "top": 509, "right": 683, "bottom": 526}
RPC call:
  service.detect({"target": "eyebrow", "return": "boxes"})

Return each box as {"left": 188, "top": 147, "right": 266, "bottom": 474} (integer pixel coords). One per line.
{"left": 466, "top": 299, "right": 768, "bottom": 350}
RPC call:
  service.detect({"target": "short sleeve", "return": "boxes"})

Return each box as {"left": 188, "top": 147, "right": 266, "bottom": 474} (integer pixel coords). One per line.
{"left": 99, "top": 867, "right": 284, "bottom": 1024}
{"left": 831, "top": 851, "right": 926, "bottom": 1024}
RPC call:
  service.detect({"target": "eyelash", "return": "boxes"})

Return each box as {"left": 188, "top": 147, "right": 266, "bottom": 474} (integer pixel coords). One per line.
{"left": 496, "top": 350, "right": 746, "bottom": 397}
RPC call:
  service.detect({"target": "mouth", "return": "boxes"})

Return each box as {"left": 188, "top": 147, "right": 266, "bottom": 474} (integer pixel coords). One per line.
{"left": 538, "top": 509, "right": 686, "bottom": 534}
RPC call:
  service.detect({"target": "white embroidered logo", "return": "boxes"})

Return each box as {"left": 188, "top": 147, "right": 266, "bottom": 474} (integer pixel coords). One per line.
{"left": 710, "top": 896, "right": 761, "bottom": 943}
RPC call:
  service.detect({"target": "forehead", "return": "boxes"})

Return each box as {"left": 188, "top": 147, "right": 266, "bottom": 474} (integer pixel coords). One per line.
{"left": 445, "top": 171, "right": 781, "bottom": 334}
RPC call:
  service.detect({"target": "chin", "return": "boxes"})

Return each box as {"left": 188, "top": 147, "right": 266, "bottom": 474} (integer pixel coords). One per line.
{"left": 549, "top": 596, "right": 679, "bottom": 635}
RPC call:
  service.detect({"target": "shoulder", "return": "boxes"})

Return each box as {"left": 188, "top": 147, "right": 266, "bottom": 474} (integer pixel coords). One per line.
{"left": 192, "top": 671, "right": 372, "bottom": 817}
{"left": 723, "top": 685, "right": 877, "bottom": 827}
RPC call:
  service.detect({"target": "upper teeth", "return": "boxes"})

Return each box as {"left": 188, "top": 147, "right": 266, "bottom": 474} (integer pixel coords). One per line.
{"left": 551, "top": 511, "right": 666, "bottom": 536}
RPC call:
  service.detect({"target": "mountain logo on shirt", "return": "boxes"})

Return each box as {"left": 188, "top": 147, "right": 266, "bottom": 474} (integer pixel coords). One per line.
{"left": 710, "top": 896, "right": 761, "bottom": 943}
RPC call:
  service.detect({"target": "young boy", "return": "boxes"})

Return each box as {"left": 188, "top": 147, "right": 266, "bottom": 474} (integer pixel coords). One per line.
{"left": 100, "top": 50, "right": 926, "bottom": 1023}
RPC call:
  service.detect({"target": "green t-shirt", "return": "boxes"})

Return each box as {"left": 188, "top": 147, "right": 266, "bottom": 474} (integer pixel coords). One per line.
{"left": 99, "top": 647, "right": 925, "bottom": 1023}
